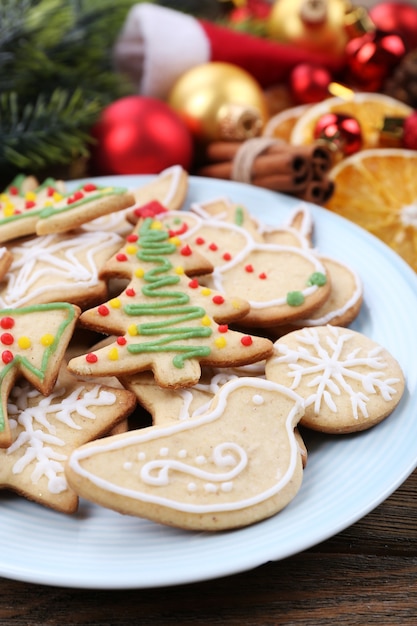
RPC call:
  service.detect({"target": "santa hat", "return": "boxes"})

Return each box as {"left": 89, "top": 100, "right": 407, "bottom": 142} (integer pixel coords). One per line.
{"left": 113, "top": 3, "right": 346, "bottom": 100}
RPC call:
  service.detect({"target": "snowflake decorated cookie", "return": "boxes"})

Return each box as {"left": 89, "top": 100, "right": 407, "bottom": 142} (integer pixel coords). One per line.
{"left": 265, "top": 325, "right": 405, "bottom": 434}
{"left": 0, "top": 365, "right": 136, "bottom": 513}
{"left": 65, "top": 377, "right": 305, "bottom": 531}
{"left": 67, "top": 216, "right": 273, "bottom": 388}
{"left": 0, "top": 302, "right": 80, "bottom": 447}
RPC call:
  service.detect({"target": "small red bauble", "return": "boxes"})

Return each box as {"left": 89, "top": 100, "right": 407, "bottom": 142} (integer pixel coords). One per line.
{"left": 345, "top": 29, "right": 407, "bottom": 92}
{"left": 90, "top": 96, "right": 194, "bottom": 175}
{"left": 403, "top": 112, "right": 417, "bottom": 150}
{"left": 370, "top": 2, "right": 417, "bottom": 50}
{"left": 290, "top": 63, "right": 331, "bottom": 104}
{"left": 314, "top": 113, "right": 362, "bottom": 156}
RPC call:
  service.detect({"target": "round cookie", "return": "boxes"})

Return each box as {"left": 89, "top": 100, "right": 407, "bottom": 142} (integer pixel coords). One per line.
{"left": 265, "top": 325, "right": 405, "bottom": 434}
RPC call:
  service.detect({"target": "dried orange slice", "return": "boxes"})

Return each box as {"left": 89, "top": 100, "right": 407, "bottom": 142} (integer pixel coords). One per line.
{"left": 324, "top": 148, "right": 417, "bottom": 271}
{"left": 290, "top": 93, "right": 412, "bottom": 150}
{"left": 263, "top": 104, "right": 311, "bottom": 143}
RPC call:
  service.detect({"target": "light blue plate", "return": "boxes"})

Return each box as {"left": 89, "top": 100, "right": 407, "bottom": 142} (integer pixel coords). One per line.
{"left": 1, "top": 175, "right": 416, "bottom": 589}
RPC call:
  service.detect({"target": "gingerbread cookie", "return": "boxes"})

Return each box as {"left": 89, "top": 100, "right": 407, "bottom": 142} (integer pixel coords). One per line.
{"left": 66, "top": 377, "right": 305, "bottom": 530}
{"left": 265, "top": 325, "right": 405, "bottom": 434}
{"left": 67, "top": 217, "right": 273, "bottom": 388}
{"left": 0, "top": 302, "right": 80, "bottom": 447}
{"left": 0, "top": 228, "right": 124, "bottom": 309}
{"left": 1, "top": 364, "right": 136, "bottom": 512}
{"left": 0, "top": 177, "right": 135, "bottom": 242}
{"left": 158, "top": 210, "right": 331, "bottom": 328}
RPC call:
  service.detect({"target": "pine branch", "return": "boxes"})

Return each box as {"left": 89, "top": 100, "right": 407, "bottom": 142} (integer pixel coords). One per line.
{"left": 0, "top": 89, "right": 102, "bottom": 170}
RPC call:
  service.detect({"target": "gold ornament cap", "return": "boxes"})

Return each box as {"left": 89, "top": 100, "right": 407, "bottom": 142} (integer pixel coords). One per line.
{"left": 217, "top": 104, "right": 263, "bottom": 141}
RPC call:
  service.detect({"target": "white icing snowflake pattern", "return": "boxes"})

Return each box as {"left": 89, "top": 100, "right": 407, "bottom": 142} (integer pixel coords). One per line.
{"left": 7, "top": 382, "right": 116, "bottom": 494}
{"left": 274, "top": 327, "right": 401, "bottom": 420}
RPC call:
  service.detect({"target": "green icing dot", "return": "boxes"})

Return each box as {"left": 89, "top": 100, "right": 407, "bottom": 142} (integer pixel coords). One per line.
{"left": 287, "top": 291, "right": 305, "bottom": 306}
{"left": 307, "top": 272, "right": 327, "bottom": 287}
{"left": 234, "top": 206, "right": 244, "bottom": 226}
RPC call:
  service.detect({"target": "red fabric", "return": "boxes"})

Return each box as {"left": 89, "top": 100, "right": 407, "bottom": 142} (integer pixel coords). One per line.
{"left": 200, "top": 20, "right": 346, "bottom": 87}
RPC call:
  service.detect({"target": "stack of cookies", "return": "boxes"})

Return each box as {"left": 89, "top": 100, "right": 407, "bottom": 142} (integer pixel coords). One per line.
{"left": 0, "top": 166, "right": 405, "bottom": 531}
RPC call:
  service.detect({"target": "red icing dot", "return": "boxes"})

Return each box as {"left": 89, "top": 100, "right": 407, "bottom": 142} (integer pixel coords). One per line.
{"left": 8, "top": 186, "right": 18, "bottom": 196}
{"left": 86, "top": 353, "right": 98, "bottom": 363}
{"left": 245, "top": 264, "right": 254, "bottom": 273}
{"left": 1, "top": 333, "right": 14, "bottom": 346}
{"left": 188, "top": 279, "right": 199, "bottom": 289}
{"left": 83, "top": 183, "right": 97, "bottom": 192}
{"left": 67, "top": 190, "right": 84, "bottom": 204}
{"left": 259, "top": 272, "right": 267, "bottom": 279}
{"left": 47, "top": 186, "right": 56, "bottom": 197}
{"left": 212, "top": 295, "right": 225, "bottom": 305}
{"left": 126, "top": 233, "right": 138, "bottom": 243}
{"left": 25, "top": 200, "right": 36, "bottom": 209}
{"left": 116, "top": 336, "right": 127, "bottom": 346}
{"left": 0, "top": 317, "right": 14, "bottom": 330}
{"left": 209, "top": 243, "right": 218, "bottom": 251}
{"left": 195, "top": 237, "right": 205, "bottom": 245}
{"left": 125, "top": 288, "right": 136, "bottom": 297}
{"left": 180, "top": 245, "right": 192, "bottom": 257}
{"left": 218, "top": 324, "right": 228, "bottom": 333}
{"left": 2, "top": 350, "right": 13, "bottom": 364}
{"left": 116, "top": 253, "right": 128, "bottom": 262}
{"left": 223, "top": 252, "right": 232, "bottom": 261}
{"left": 241, "top": 336, "right": 253, "bottom": 346}
{"left": 97, "top": 305, "right": 110, "bottom": 316}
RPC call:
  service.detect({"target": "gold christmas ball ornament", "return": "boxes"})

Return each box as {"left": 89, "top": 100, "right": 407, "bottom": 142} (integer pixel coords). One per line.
{"left": 167, "top": 62, "right": 268, "bottom": 143}
{"left": 267, "top": 0, "right": 351, "bottom": 59}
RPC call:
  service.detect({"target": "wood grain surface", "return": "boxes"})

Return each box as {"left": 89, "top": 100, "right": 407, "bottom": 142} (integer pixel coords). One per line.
{"left": 1, "top": 467, "right": 416, "bottom": 625}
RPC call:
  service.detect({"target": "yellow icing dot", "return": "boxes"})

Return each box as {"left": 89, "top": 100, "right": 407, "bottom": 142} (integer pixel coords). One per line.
{"left": 201, "top": 315, "right": 211, "bottom": 326}
{"left": 135, "top": 268, "right": 145, "bottom": 278}
{"left": 201, "top": 287, "right": 211, "bottom": 296}
{"left": 108, "top": 347, "right": 119, "bottom": 361}
{"left": 214, "top": 336, "right": 227, "bottom": 349}
{"left": 125, "top": 244, "right": 138, "bottom": 255}
{"left": 151, "top": 220, "right": 162, "bottom": 230}
{"left": 128, "top": 324, "right": 138, "bottom": 336}
{"left": 174, "top": 266, "right": 184, "bottom": 275}
{"left": 41, "top": 333, "right": 54, "bottom": 347}
{"left": 169, "top": 236, "right": 181, "bottom": 246}
{"left": 17, "top": 336, "right": 31, "bottom": 349}
{"left": 53, "top": 192, "right": 63, "bottom": 202}
{"left": 3, "top": 203, "right": 15, "bottom": 217}
{"left": 232, "top": 299, "right": 242, "bottom": 309}
{"left": 0, "top": 194, "right": 8, "bottom": 202}
{"left": 43, "top": 200, "right": 54, "bottom": 207}
{"left": 109, "top": 298, "right": 121, "bottom": 308}
{"left": 25, "top": 191, "right": 36, "bottom": 201}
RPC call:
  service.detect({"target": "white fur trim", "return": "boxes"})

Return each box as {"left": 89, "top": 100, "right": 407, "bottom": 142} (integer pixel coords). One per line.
{"left": 113, "top": 3, "right": 211, "bottom": 99}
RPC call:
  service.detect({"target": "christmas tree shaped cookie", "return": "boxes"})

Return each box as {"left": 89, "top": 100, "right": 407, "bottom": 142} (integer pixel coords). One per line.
{"left": 66, "top": 377, "right": 305, "bottom": 530}
{"left": 0, "top": 302, "right": 80, "bottom": 447}
{"left": 1, "top": 365, "right": 136, "bottom": 513}
{"left": 0, "top": 174, "right": 135, "bottom": 243}
{"left": 67, "top": 217, "right": 273, "bottom": 388}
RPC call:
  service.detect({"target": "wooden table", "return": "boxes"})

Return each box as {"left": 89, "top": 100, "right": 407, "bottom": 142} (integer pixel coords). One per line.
{"left": 1, "top": 467, "right": 416, "bottom": 625}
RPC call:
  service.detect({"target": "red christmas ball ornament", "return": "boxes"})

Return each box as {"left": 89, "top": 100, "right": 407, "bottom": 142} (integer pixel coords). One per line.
{"left": 370, "top": 2, "right": 417, "bottom": 50}
{"left": 314, "top": 112, "right": 362, "bottom": 156}
{"left": 289, "top": 63, "right": 332, "bottom": 104}
{"left": 345, "top": 29, "right": 407, "bottom": 92}
{"left": 402, "top": 111, "right": 417, "bottom": 150}
{"left": 90, "top": 96, "right": 194, "bottom": 176}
